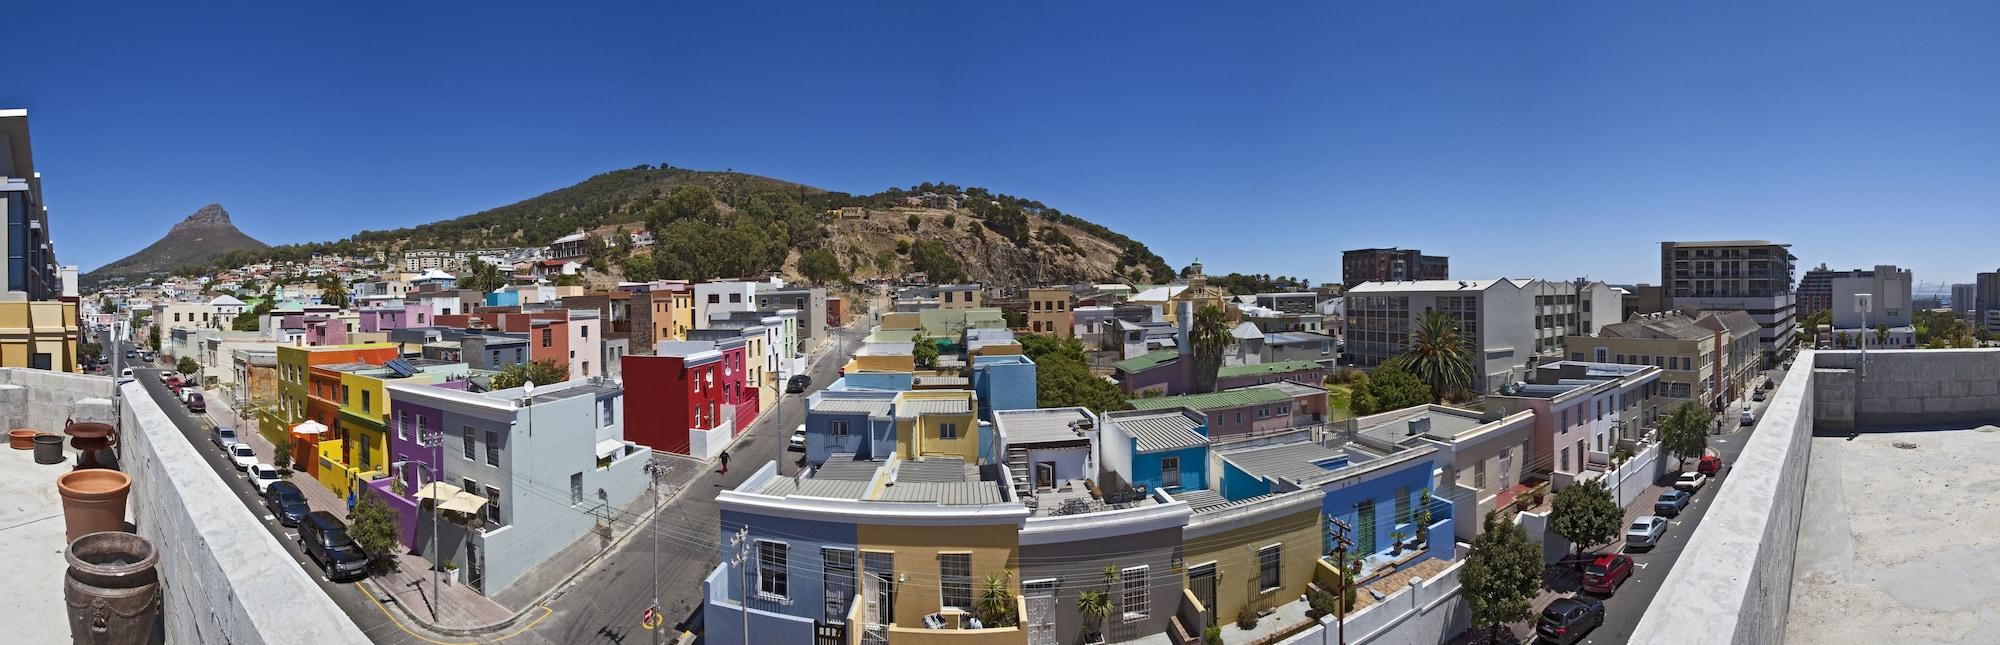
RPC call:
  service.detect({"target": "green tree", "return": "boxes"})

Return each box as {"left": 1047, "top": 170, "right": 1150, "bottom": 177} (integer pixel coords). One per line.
{"left": 1384, "top": 309, "right": 1475, "bottom": 401}
{"left": 798, "top": 249, "right": 846, "bottom": 285}
{"left": 491, "top": 359, "right": 569, "bottom": 390}
{"left": 176, "top": 356, "right": 200, "bottom": 377}
{"left": 908, "top": 239, "right": 967, "bottom": 284}
{"left": 273, "top": 435, "right": 294, "bottom": 472}
{"left": 1189, "top": 304, "right": 1234, "bottom": 393}
{"left": 943, "top": 213, "right": 957, "bottom": 228}
{"left": 1876, "top": 323, "right": 1890, "bottom": 346}
{"left": 319, "top": 275, "right": 350, "bottom": 309}
{"left": 1550, "top": 478, "right": 1622, "bottom": 556}
{"left": 1350, "top": 366, "right": 1432, "bottom": 415}
{"left": 148, "top": 325, "right": 161, "bottom": 351}
{"left": 1036, "top": 356, "right": 1131, "bottom": 412}
{"left": 873, "top": 249, "right": 898, "bottom": 277}
{"left": 1461, "top": 512, "right": 1541, "bottom": 641}
{"left": 1660, "top": 401, "right": 1712, "bottom": 468}
{"left": 907, "top": 212, "right": 922, "bottom": 231}
{"left": 457, "top": 261, "right": 508, "bottom": 293}
{"left": 79, "top": 342, "right": 104, "bottom": 364}
{"left": 912, "top": 332, "right": 940, "bottom": 369}
{"left": 346, "top": 493, "right": 403, "bottom": 575}
{"left": 1019, "top": 334, "right": 1087, "bottom": 364}
{"left": 622, "top": 252, "right": 658, "bottom": 282}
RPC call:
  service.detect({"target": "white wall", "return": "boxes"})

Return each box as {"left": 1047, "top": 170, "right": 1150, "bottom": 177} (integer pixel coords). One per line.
{"left": 1279, "top": 559, "right": 1471, "bottom": 645}
{"left": 688, "top": 419, "right": 736, "bottom": 460}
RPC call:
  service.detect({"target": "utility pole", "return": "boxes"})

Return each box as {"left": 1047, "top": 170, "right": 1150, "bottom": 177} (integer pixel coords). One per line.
{"left": 729, "top": 526, "right": 752, "bottom": 644}
{"left": 1325, "top": 515, "right": 1354, "bottom": 645}
{"left": 645, "top": 461, "right": 666, "bottom": 645}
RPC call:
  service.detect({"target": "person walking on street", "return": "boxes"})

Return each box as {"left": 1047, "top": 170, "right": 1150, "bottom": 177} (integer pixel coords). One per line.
{"left": 720, "top": 450, "right": 730, "bottom": 475}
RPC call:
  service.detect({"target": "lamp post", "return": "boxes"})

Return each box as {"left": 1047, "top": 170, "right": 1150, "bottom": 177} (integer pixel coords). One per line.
{"left": 1856, "top": 293, "right": 1872, "bottom": 380}
{"left": 391, "top": 458, "right": 441, "bottom": 622}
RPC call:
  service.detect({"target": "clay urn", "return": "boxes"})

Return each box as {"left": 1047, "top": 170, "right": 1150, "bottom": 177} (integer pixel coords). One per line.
{"left": 57, "top": 469, "right": 131, "bottom": 543}
{"left": 65, "top": 421, "right": 116, "bottom": 470}
{"left": 9, "top": 428, "right": 35, "bottom": 450}
{"left": 65, "top": 531, "right": 160, "bottom": 645}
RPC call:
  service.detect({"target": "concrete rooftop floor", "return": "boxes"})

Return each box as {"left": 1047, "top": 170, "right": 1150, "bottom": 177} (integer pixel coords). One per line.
{"left": 1789, "top": 424, "right": 2000, "bottom": 644}
{"left": 0, "top": 443, "right": 96, "bottom": 644}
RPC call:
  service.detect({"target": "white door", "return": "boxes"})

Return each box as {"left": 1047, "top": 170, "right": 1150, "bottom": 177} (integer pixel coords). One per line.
{"left": 1160, "top": 456, "right": 1180, "bottom": 489}
{"left": 1024, "top": 579, "right": 1058, "bottom": 645}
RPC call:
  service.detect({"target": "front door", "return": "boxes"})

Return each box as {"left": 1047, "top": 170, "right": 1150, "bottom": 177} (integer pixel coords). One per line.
{"left": 1160, "top": 456, "right": 1181, "bottom": 490}
{"left": 1188, "top": 564, "right": 1218, "bottom": 627}
{"left": 466, "top": 542, "right": 484, "bottom": 593}
{"left": 1023, "top": 579, "right": 1057, "bottom": 645}
{"left": 1035, "top": 462, "right": 1055, "bottom": 490}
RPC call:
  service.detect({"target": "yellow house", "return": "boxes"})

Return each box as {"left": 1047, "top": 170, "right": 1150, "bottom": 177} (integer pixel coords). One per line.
{"left": 0, "top": 299, "right": 79, "bottom": 371}
{"left": 859, "top": 521, "right": 1023, "bottom": 644}
{"left": 893, "top": 390, "right": 979, "bottom": 461}
{"left": 846, "top": 341, "right": 917, "bottom": 375}
{"left": 1180, "top": 488, "right": 1322, "bottom": 626}
{"left": 880, "top": 312, "right": 922, "bottom": 331}
{"left": 652, "top": 289, "right": 696, "bottom": 342}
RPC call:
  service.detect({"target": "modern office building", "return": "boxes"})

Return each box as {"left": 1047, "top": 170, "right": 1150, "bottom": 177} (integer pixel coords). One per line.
{"left": 1659, "top": 240, "right": 1797, "bottom": 362}
{"left": 1, "top": 109, "right": 80, "bottom": 371}
{"left": 1346, "top": 278, "right": 1618, "bottom": 391}
{"left": 1977, "top": 271, "right": 2000, "bottom": 331}
{"left": 1341, "top": 247, "right": 1449, "bottom": 288}
{"left": 1951, "top": 283, "right": 1978, "bottom": 319}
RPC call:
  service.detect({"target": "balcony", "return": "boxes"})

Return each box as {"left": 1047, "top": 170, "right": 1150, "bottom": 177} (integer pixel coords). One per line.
{"left": 881, "top": 599, "right": 1026, "bottom": 644}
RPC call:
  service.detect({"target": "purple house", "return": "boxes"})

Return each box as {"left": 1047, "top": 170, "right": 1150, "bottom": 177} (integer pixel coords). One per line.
{"left": 361, "top": 303, "right": 431, "bottom": 332}
{"left": 368, "top": 379, "right": 472, "bottom": 547}
{"left": 305, "top": 318, "right": 351, "bottom": 346}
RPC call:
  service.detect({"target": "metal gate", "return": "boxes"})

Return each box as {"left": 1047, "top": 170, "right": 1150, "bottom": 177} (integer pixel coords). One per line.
{"left": 814, "top": 622, "right": 846, "bottom": 645}
{"left": 1024, "top": 579, "right": 1058, "bottom": 645}
{"left": 1188, "top": 565, "right": 1217, "bottom": 627}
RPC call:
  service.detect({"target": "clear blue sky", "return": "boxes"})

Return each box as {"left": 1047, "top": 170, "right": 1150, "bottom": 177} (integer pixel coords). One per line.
{"left": 12, "top": 2, "right": 2000, "bottom": 287}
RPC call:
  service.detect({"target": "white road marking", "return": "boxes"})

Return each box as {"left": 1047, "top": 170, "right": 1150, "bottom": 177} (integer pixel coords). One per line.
{"left": 263, "top": 514, "right": 276, "bottom": 521}
{"left": 1633, "top": 562, "right": 1649, "bottom": 569}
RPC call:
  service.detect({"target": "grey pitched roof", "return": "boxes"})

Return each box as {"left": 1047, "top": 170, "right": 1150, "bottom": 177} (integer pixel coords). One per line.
{"left": 759, "top": 477, "right": 872, "bottom": 500}
{"left": 1115, "top": 411, "right": 1210, "bottom": 453}
{"left": 1601, "top": 314, "right": 1712, "bottom": 341}
{"left": 1174, "top": 489, "right": 1232, "bottom": 512}
{"left": 875, "top": 481, "right": 1005, "bottom": 505}
{"left": 897, "top": 457, "right": 974, "bottom": 483}
{"left": 897, "top": 397, "right": 973, "bottom": 417}
{"left": 813, "top": 398, "right": 895, "bottom": 416}
{"left": 1218, "top": 440, "right": 1352, "bottom": 485}
{"left": 812, "top": 453, "right": 885, "bottom": 481}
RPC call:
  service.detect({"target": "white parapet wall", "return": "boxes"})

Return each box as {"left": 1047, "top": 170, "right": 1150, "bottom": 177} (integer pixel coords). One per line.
{"left": 1630, "top": 349, "right": 1818, "bottom": 644}
{"left": 1278, "top": 559, "right": 1471, "bottom": 645}
{"left": 121, "top": 380, "right": 370, "bottom": 644}
{"left": 1813, "top": 349, "right": 2000, "bottom": 431}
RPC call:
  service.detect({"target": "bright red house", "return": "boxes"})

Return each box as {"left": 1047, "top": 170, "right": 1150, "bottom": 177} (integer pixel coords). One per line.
{"left": 623, "top": 339, "right": 757, "bottom": 456}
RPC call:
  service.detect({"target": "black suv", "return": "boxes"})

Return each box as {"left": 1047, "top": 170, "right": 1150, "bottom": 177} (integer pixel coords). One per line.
{"left": 264, "top": 481, "right": 310, "bottom": 527}
{"left": 1537, "top": 597, "right": 1605, "bottom": 645}
{"left": 300, "top": 511, "right": 370, "bottom": 581}
{"left": 786, "top": 374, "right": 811, "bottom": 394}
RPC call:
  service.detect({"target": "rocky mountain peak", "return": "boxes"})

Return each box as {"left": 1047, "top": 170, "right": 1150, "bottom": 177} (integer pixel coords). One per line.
{"left": 172, "top": 203, "right": 234, "bottom": 230}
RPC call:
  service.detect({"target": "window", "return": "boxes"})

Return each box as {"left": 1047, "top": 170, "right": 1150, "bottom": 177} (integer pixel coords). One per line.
{"left": 485, "top": 485, "right": 503, "bottom": 526}
{"left": 1120, "top": 566, "right": 1150, "bottom": 620}
{"left": 341, "top": 385, "right": 350, "bottom": 405}
{"left": 823, "top": 548, "right": 856, "bottom": 622}
{"left": 1561, "top": 447, "right": 1571, "bottom": 472}
{"left": 708, "top": 294, "right": 720, "bottom": 304}
{"left": 485, "top": 431, "right": 500, "bottom": 465}
{"left": 729, "top": 293, "right": 742, "bottom": 304}
{"left": 580, "top": 325, "right": 590, "bottom": 339}
{"left": 397, "top": 411, "right": 409, "bottom": 440}
{"left": 1395, "top": 486, "right": 1412, "bottom": 525}
{"left": 599, "top": 399, "right": 616, "bottom": 427}
{"left": 463, "top": 426, "right": 476, "bottom": 459}
{"left": 1257, "top": 545, "right": 1282, "bottom": 592}
{"left": 757, "top": 541, "right": 789, "bottom": 599}
{"left": 939, "top": 553, "right": 972, "bottom": 609}
{"left": 1474, "top": 460, "right": 1487, "bottom": 488}
{"left": 830, "top": 420, "right": 849, "bottom": 437}
{"left": 938, "top": 422, "right": 958, "bottom": 439}
{"left": 570, "top": 472, "right": 584, "bottom": 505}
{"left": 542, "top": 329, "right": 553, "bottom": 347}
{"left": 361, "top": 390, "right": 371, "bottom": 412}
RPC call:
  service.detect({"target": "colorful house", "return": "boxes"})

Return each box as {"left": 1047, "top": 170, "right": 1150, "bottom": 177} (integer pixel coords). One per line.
{"left": 1173, "top": 487, "right": 1324, "bottom": 629}
{"left": 1214, "top": 359, "right": 1329, "bottom": 390}
{"left": 1215, "top": 431, "right": 1454, "bottom": 575}
{"left": 265, "top": 343, "right": 400, "bottom": 492}
{"left": 623, "top": 340, "right": 749, "bottom": 458}
{"left": 969, "top": 354, "right": 1036, "bottom": 422}
{"left": 1127, "top": 382, "right": 1329, "bottom": 438}
{"left": 1101, "top": 407, "right": 1211, "bottom": 492}
{"left": 313, "top": 357, "right": 471, "bottom": 500}
{"left": 891, "top": 390, "right": 979, "bottom": 462}
{"left": 803, "top": 388, "right": 898, "bottom": 465}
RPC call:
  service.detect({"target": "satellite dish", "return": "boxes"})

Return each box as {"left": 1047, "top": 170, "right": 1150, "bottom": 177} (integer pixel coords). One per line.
{"left": 523, "top": 380, "right": 537, "bottom": 396}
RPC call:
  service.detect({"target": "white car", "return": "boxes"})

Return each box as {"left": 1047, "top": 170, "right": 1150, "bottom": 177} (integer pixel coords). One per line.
{"left": 121, "top": 367, "right": 134, "bottom": 379}
{"left": 247, "top": 464, "right": 282, "bottom": 494}
{"left": 1675, "top": 471, "right": 1709, "bottom": 492}
{"left": 229, "top": 444, "right": 260, "bottom": 471}
{"left": 788, "top": 425, "right": 807, "bottom": 451}
{"left": 1626, "top": 516, "right": 1668, "bottom": 550}
{"left": 1740, "top": 409, "right": 1756, "bottom": 426}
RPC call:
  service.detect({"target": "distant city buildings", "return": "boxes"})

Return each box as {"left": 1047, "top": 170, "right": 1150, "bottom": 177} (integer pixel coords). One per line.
{"left": 1659, "top": 240, "right": 1797, "bottom": 364}
{"left": 1341, "top": 247, "right": 1449, "bottom": 288}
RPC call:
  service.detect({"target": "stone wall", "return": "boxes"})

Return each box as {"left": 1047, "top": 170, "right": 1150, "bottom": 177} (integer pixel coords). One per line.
{"left": 1630, "top": 349, "right": 1816, "bottom": 644}
{"left": 1813, "top": 349, "right": 2000, "bottom": 430}
{"left": 121, "top": 380, "right": 369, "bottom": 644}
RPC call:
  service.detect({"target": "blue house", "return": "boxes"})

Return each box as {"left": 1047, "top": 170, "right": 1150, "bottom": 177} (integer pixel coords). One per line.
{"left": 1101, "top": 407, "right": 1211, "bottom": 492}
{"left": 971, "top": 354, "right": 1037, "bottom": 421}
{"left": 708, "top": 462, "right": 867, "bottom": 644}
{"left": 831, "top": 371, "right": 914, "bottom": 392}
{"left": 1217, "top": 433, "right": 1455, "bottom": 569}
{"left": 803, "top": 389, "right": 898, "bottom": 465}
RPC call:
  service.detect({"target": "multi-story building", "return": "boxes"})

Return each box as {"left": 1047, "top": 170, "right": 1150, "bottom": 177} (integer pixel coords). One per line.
{"left": 264, "top": 343, "right": 402, "bottom": 486}
{"left": 935, "top": 283, "right": 984, "bottom": 310}
{"left": 1823, "top": 265, "right": 1913, "bottom": 342}
{"left": 648, "top": 286, "right": 696, "bottom": 343}
{"left": 623, "top": 339, "right": 753, "bottom": 457}
{"left": 1952, "top": 283, "right": 1978, "bottom": 319}
{"left": 1348, "top": 278, "right": 1616, "bottom": 392}
{"left": 1565, "top": 310, "right": 1757, "bottom": 410}
{"left": 2, "top": 110, "right": 67, "bottom": 308}
{"left": 694, "top": 280, "right": 761, "bottom": 330}
{"left": 1659, "top": 240, "right": 1796, "bottom": 362}
{"left": 1024, "top": 287, "right": 1073, "bottom": 337}
{"left": 1796, "top": 265, "right": 1838, "bottom": 322}
{"left": 1341, "top": 247, "right": 1449, "bottom": 288}
{"left": 754, "top": 286, "right": 826, "bottom": 352}
{"left": 401, "top": 249, "right": 459, "bottom": 273}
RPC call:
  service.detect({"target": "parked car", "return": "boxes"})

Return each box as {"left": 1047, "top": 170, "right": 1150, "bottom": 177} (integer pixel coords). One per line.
{"left": 186, "top": 392, "right": 206, "bottom": 413}
{"left": 212, "top": 426, "right": 238, "bottom": 451}
{"left": 788, "top": 425, "right": 806, "bottom": 451}
{"left": 124, "top": 349, "right": 136, "bottom": 359}
{"left": 1675, "top": 471, "right": 1709, "bottom": 492}
{"left": 299, "top": 511, "right": 370, "bottom": 581}
{"left": 1581, "top": 553, "right": 1634, "bottom": 594}
{"left": 120, "top": 367, "right": 134, "bottom": 379}
{"left": 247, "top": 464, "right": 281, "bottom": 493}
{"left": 1654, "top": 489, "right": 1692, "bottom": 516}
{"left": 1740, "top": 409, "right": 1757, "bottom": 426}
{"left": 786, "top": 374, "right": 811, "bottom": 394}
{"left": 159, "top": 372, "right": 172, "bottom": 384}
{"left": 1753, "top": 389, "right": 1767, "bottom": 402}
{"left": 1536, "top": 597, "right": 1605, "bottom": 644}
{"left": 264, "top": 481, "right": 310, "bottom": 527}
{"left": 139, "top": 351, "right": 155, "bottom": 362}
{"left": 1698, "top": 454, "right": 1724, "bottom": 475}
{"left": 229, "top": 443, "right": 260, "bottom": 471}
{"left": 1625, "top": 516, "right": 1668, "bottom": 550}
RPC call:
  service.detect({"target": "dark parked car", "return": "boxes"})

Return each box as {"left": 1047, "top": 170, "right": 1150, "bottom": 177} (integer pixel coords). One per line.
{"left": 1536, "top": 597, "right": 1605, "bottom": 644}
{"left": 212, "top": 426, "right": 238, "bottom": 451}
{"left": 124, "top": 349, "right": 135, "bottom": 359}
{"left": 786, "top": 374, "right": 811, "bottom": 394}
{"left": 1654, "top": 489, "right": 1692, "bottom": 516}
{"left": 1581, "top": 554, "right": 1633, "bottom": 594}
{"left": 300, "top": 511, "right": 370, "bottom": 581}
{"left": 264, "top": 481, "right": 309, "bottom": 527}
{"left": 186, "top": 392, "right": 206, "bottom": 413}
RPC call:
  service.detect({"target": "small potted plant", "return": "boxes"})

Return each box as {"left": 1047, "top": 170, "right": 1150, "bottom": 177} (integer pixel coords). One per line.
{"left": 442, "top": 559, "right": 460, "bottom": 586}
{"left": 1414, "top": 506, "right": 1433, "bottom": 547}
{"left": 1390, "top": 531, "right": 1407, "bottom": 556}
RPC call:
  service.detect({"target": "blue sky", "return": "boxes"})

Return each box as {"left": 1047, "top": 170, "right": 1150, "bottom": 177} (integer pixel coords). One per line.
{"left": 11, "top": 2, "right": 2000, "bottom": 287}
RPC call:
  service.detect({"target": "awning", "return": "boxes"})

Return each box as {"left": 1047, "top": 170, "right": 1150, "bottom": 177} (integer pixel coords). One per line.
{"left": 292, "top": 420, "right": 329, "bottom": 435}
{"left": 438, "top": 491, "right": 489, "bottom": 515}
{"left": 414, "top": 481, "right": 463, "bottom": 502}
{"left": 594, "top": 439, "right": 625, "bottom": 460}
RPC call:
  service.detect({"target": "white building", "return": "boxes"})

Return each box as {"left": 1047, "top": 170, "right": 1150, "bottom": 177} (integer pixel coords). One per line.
{"left": 208, "top": 295, "right": 248, "bottom": 324}
{"left": 1345, "top": 279, "right": 1538, "bottom": 392}
{"left": 1829, "top": 265, "right": 1913, "bottom": 330}
{"left": 692, "top": 280, "right": 761, "bottom": 330}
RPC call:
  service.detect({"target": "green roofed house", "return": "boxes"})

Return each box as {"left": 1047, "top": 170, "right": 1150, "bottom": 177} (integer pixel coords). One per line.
{"left": 1114, "top": 349, "right": 1186, "bottom": 396}
{"left": 1214, "top": 359, "right": 1328, "bottom": 390}
{"left": 1129, "top": 382, "right": 1329, "bottom": 438}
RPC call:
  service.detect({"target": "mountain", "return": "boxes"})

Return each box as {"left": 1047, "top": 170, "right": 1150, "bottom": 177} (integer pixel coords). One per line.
{"left": 234, "top": 165, "right": 1176, "bottom": 287}
{"left": 83, "top": 204, "right": 270, "bottom": 289}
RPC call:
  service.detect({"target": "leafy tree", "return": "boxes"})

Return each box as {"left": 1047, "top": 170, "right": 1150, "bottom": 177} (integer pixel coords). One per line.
{"left": 273, "top": 435, "right": 294, "bottom": 472}
{"left": 1550, "top": 478, "right": 1622, "bottom": 556}
{"left": 176, "top": 356, "right": 200, "bottom": 377}
{"left": 318, "top": 275, "right": 350, "bottom": 309}
{"left": 943, "top": 213, "right": 957, "bottom": 228}
{"left": 1349, "top": 366, "right": 1432, "bottom": 415}
{"left": 346, "top": 493, "right": 403, "bottom": 575}
{"left": 622, "top": 252, "right": 658, "bottom": 282}
{"left": 912, "top": 332, "right": 940, "bottom": 369}
{"left": 798, "top": 249, "right": 846, "bottom": 285}
{"left": 1189, "top": 304, "right": 1233, "bottom": 393}
{"left": 148, "top": 324, "right": 161, "bottom": 351}
{"left": 457, "top": 261, "right": 508, "bottom": 293}
{"left": 1020, "top": 334, "right": 1088, "bottom": 364}
{"left": 1384, "top": 309, "right": 1475, "bottom": 401}
{"left": 79, "top": 342, "right": 103, "bottom": 364}
{"left": 907, "top": 212, "right": 922, "bottom": 231}
{"left": 491, "top": 359, "right": 569, "bottom": 390}
{"left": 873, "top": 249, "right": 898, "bottom": 276}
{"left": 1462, "top": 512, "right": 1541, "bottom": 641}
{"left": 1660, "top": 401, "right": 1712, "bottom": 468}
{"left": 1002, "top": 307, "right": 1026, "bottom": 329}
{"left": 895, "top": 239, "right": 911, "bottom": 255}
{"left": 908, "top": 239, "right": 966, "bottom": 284}
{"left": 554, "top": 273, "right": 585, "bottom": 287}
{"left": 1876, "top": 323, "right": 1890, "bottom": 346}
{"left": 1036, "top": 354, "right": 1131, "bottom": 413}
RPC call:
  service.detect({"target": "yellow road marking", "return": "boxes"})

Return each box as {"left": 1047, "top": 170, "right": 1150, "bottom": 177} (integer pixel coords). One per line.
{"left": 357, "top": 579, "right": 554, "bottom": 644}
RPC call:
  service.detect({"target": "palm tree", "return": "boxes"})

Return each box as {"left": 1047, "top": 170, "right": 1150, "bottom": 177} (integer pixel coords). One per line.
{"left": 1875, "top": 323, "right": 1890, "bottom": 346}
{"left": 1077, "top": 590, "right": 1112, "bottom": 641}
{"left": 975, "top": 570, "right": 1019, "bottom": 627}
{"left": 1385, "top": 309, "right": 1475, "bottom": 402}
{"left": 1189, "top": 304, "right": 1234, "bottom": 393}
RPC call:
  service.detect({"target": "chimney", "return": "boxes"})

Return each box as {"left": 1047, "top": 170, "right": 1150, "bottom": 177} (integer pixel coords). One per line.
{"left": 1407, "top": 416, "right": 1431, "bottom": 436}
{"left": 1176, "top": 300, "right": 1194, "bottom": 358}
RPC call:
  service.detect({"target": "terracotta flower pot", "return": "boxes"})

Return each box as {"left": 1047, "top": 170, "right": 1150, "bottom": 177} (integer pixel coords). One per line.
{"left": 9, "top": 428, "right": 35, "bottom": 450}
{"left": 58, "top": 470, "right": 132, "bottom": 543}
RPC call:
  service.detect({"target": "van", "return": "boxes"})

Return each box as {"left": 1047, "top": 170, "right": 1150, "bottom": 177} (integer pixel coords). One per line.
{"left": 299, "top": 511, "right": 370, "bottom": 581}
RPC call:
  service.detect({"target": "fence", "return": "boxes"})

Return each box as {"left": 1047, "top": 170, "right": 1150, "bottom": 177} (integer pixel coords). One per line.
{"left": 1277, "top": 559, "right": 1470, "bottom": 645}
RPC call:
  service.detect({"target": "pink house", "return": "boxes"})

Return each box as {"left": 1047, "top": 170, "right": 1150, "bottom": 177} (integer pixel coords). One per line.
{"left": 360, "top": 302, "right": 432, "bottom": 332}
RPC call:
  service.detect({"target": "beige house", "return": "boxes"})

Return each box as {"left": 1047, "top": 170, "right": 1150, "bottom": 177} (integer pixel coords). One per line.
{"left": 1025, "top": 287, "right": 1072, "bottom": 337}
{"left": 1566, "top": 310, "right": 1747, "bottom": 410}
{"left": 936, "top": 283, "right": 984, "bottom": 309}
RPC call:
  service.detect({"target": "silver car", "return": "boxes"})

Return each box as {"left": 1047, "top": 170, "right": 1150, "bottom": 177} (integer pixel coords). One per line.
{"left": 1626, "top": 516, "right": 1667, "bottom": 550}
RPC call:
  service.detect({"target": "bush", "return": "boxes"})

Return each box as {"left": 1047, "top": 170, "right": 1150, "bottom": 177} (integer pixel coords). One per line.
{"left": 1204, "top": 624, "right": 1222, "bottom": 645}
{"left": 1328, "top": 367, "right": 1367, "bottom": 385}
{"left": 1235, "top": 610, "right": 1259, "bottom": 630}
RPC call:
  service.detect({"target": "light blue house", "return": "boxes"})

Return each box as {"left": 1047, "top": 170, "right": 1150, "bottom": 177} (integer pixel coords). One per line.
{"left": 971, "top": 354, "right": 1036, "bottom": 421}
{"left": 831, "top": 371, "right": 914, "bottom": 392}
{"left": 707, "top": 460, "right": 867, "bottom": 644}
{"left": 1101, "top": 407, "right": 1211, "bottom": 492}
{"left": 803, "top": 389, "right": 898, "bottom": 465}
{"left": 1216, "top": 432, "right": 1455, "bottom": 570}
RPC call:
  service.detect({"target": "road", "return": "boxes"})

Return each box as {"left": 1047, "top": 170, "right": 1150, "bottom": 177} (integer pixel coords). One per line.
{"left": 1562, "top": 361, "right": 1791, "bottom": 644}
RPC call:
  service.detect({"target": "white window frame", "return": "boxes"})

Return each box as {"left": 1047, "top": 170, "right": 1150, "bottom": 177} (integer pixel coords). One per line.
{"left": 1120, "top": 565, "right": 1150, "bottom": 621}
{"left": 938, "top": 422, "right": 958, "bottom": 440}
{"left": 756, "top": 540, "right": 790, "bottom": 601}
{"left": 939, "top": 552, "right": 973, "bottom": 610}
{"left": 831, "top": 420, "right": 849, "bottom": 437}
{"left": 1257, "top": 544, "right": 1282, "bottom": 593}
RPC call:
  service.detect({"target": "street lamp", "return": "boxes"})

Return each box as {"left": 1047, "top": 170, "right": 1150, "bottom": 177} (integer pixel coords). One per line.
{"left": 390, "top": 458, "right": 442, "bottom": 623}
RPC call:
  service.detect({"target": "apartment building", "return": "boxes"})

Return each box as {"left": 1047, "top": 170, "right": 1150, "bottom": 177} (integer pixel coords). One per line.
{"left": 401, "top": 249, "right": 460, "bottom": 273}
{"left": 1659, "top": 240, "right": 1796, "bottom": 361}
{"left": 1341, "top": 247, "right": 1449, "bottom": 288}
{"left": 1347, "top": 278, "right": 1611, "bottom": 392}
{"left": 754, "top": 286, "right": 826, "bottom": 350}
{"left": 1024, "top": 287, "right": 1073, "bottom": 337}
{"left": 1564, "top": 310, "right": 1758, "bottom": 409}
{"left": 1, "top": 110, "right": 80, "bottom": 370}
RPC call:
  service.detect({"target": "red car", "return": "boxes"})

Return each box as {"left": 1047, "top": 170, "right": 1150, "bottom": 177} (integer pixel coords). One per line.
{"left": 1581, "top": 554, "right": 1633, "bottom": 594}
{"left": 1698, "top": 454, "right": 1724, "bottom": 476}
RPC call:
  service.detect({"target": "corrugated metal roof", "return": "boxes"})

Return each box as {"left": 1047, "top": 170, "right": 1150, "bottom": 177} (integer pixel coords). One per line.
{"left": 1116, "top": 411, "right": 1210, "bottom": 453}
{"left": 897, "top": 397, "right": 972, "bottom": 417}
{"left": 897, "top": 457, "right": 973, "bottom": 483}
{"left": 1215, "top": 360, "right": 1323, "bottom": 379}
{"left": 759, "top": 478, "right": 871, "bottom": 500}
{"left": 813, "top": 398, "right": 894, "bottom": 416}
{"left": 1128, "top": 386, "right": 1293, "bottom": 412}
{"left": 993, "top": 408, "right": 1096, "bottom": 446}
{"left": 812, "top": 454, "right": 885, "bottom": 481}
{"left": 1113, "top": 349, "right": 1180, "bottom": 374}
{"left": 874, "top": 482, "right": 1005, "bottom": 505}
{"left": 1219, "top": 441, "right": 1351, "bottom": 485}
{"left": 1174, "top": 489, "right": 1231, "bottom": 512}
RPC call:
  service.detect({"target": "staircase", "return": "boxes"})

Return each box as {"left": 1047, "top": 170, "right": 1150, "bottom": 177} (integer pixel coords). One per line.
{"left": 1006, "top": 447, "right": 1031, "bottom": 498}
